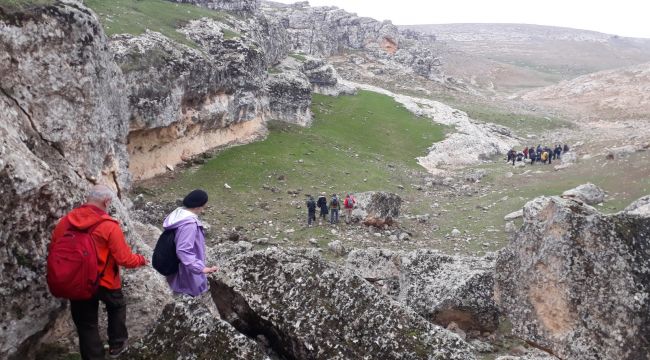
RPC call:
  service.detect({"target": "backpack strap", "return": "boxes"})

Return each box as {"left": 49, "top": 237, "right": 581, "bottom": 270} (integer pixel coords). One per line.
{"left": 85, "top": 220, "right": 112, "bottom": 282}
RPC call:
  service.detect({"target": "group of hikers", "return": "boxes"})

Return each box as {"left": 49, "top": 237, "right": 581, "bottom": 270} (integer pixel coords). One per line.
{"left": 48, "top": 186, "right": 216, "bottom": 359}
{"left": 506, "top": 144, "right": 569, "bottom": 165}
{"left": 306, "top": 192, "right": 356, "bottom": 226}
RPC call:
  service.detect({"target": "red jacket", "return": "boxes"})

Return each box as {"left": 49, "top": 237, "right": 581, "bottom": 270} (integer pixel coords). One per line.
{"left": 51, "top": 204, "right": 145, "bottom": 289}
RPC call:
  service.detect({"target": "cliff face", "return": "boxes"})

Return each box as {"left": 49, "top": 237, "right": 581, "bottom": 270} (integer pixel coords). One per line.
{"left": 0, "top": 2, "right": 130, "bottom": 358}
{"left": 261, "top": 1, "right": 442, "bottom": 80}
{"left": 111, "top": 18, "right": 271, "bottom": 180}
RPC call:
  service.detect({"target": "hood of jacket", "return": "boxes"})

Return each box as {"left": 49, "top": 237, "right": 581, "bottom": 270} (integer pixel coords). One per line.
{"left": 67, "top": 204, "right": 114, "bottom": 230}
{"left": 163, "top": 207, "right": 202, "bottom": 229}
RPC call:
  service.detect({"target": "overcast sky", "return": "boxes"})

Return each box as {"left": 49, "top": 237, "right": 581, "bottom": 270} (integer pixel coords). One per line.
{"left": 273, "top": 0, "right": 650, "bottom": 38}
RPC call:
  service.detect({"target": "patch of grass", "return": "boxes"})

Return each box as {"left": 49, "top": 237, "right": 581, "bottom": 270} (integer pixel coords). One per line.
{"left": 455, "top": 102, "right": 574, "bottom": 136}
{"left": 433, "top": 151, "right": 650, "bottom": 255}
{"left": 85, "top": 0, "right": 228, "bottom": 47}
{"left": 221, "top": 28, "right": 240, "bottom": 39}
{"left": 0, "top": 0, "right": 54, "bottom": 10}
{"left": 148, "top": 90, "right": 446, "bottom": 240}
{"left": 289, "top": 53, "right": 307, "bottom": 62}
{"left": 268, "top": 67, "right": 283, "bottom": 74}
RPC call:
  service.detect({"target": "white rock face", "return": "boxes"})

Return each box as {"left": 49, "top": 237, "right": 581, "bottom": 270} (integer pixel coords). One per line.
{"left": 343, "top": 82, "right": 518, "bottom": 174}
{"left": 495, "top": 195, "right": 650, "bottom": 360}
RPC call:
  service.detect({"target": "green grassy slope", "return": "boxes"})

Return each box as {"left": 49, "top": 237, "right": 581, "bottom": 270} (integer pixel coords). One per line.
{"left": 146, "top": 90, "right": 446, "bottom": 236}
{"left": 84, "top": 0, "right": 232, "bottom": 46}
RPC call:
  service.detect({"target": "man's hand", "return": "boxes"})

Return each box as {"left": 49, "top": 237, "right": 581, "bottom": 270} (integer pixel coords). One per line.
{"left": 202, "top": 266, "right": 218, "bottom": 274}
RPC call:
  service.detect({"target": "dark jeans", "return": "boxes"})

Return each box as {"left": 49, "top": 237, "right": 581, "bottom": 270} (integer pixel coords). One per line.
{"left": 70, "top": 287, "right": 128, "bottom": 360}
{"left": 330, "top": 208, "right": 339, "bottom": 224}
{"left": 308, "top": 211, "right": 316, "bottom": 225}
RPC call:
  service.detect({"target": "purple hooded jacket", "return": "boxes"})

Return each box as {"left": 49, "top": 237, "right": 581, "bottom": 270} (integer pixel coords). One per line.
{"left": 163, "top": 208, "right": 207, "bottom": 297}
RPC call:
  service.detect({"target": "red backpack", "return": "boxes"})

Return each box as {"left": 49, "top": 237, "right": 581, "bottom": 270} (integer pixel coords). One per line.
{"left": 47, "top": 220, "right": 108, "bottom": 300}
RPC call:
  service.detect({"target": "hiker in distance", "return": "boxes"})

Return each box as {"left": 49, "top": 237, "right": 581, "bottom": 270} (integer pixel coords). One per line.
{"left": 329, "top": 193, "right": 340, "bottom": 224}
{"left": 306, "top": 194, "right": 317, "bottom": 226}
{"left": 48, "top": 185, "right": 147, "bottom": 359}
{"left": 162, "top": 189, "right": 218, "bottom": 297}
{"left": 317, "top": 192, "right": 328, "bottom": 225}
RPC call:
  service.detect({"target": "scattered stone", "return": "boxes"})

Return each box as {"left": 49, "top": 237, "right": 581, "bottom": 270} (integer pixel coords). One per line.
{"left": 166, "top": 164, "right": 174, "bottom": 171}
{"left": 561, "top": 183, "right": 605, "bottom": 205}
{"left": 464, "top": 169, "right": 487, "bottom": 183}
{"left": 308, "top": 238, "right": 319, "bottom": 246}
{"left": 451, "top": 228, "right": 462, "bottom": 237}
{"left": 504, "top": 221, "right": 517, "bottom": 233}
{"left": 553, "top": 163, "right": 573, "bottom": 171}
{"left": 224, "top": 183, "right": 232, "bottom": 189}
{"left": 606, "top": 144, "right": 637, "bottom": 159}
{"left": 351, "top": 191, "right": 402, "bottom": 223}
{"left": 327, "top": 240, "right": 346, "bottom": 256}
{"left": 388, "top": 235, "right": 398, "bottom": 241}
{"left": 504, "top": 209, "right": 524, "bottom": 221}
{"left": 398, "top": 232, "right": 410, "bottom": 241}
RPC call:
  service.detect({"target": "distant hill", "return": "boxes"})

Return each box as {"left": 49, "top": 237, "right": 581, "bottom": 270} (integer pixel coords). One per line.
{"left": 522, "top": 62, "right": 650, "bottom": 120}
{"left": 400, "top": 23, "right": 650, "bottom": 93}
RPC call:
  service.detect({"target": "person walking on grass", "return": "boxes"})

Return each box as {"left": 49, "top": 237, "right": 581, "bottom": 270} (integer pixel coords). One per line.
{"left": 317, "top": 192, "right": 328, "bottom": 225}
{"left": 306, "top": 195, "right": 316, "bottom": 226}
{"left": 344, "top": 193, "right": 356, "bottom": 224}
{"left": 329, "top": 193, "right": 340, "bottom": 224}
{"left": 163, "top": 189, "right": 218, "bottom": 298}
{"left": 50, "top": 185, "right": 147, "bottom": 359}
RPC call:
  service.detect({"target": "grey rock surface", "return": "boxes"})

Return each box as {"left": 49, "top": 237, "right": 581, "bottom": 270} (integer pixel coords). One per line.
{"left": 561, "top": 182, "right": 605, "bottom": 205}
{"left": 346, "top": 249, "right": 500, "bottom": 332}
{"left": 301, "top": 57, "right": 356, "bottom": 96}
{"left": 494, "top": 195, "right": 650, "bottom": 360}
{"left": 210, "top": 247, "right": 476, "bottom": 359}
{"left": 170, "top": 0, "right": 260, "bottom": 14}
{"left": 351, "top": 191, "right": 402, "bottom": 222}
{"left": 0, "top": 3, "right": 131, "bottom": 358}
{"left": 125, "top": 296, "right": 268, "bottom": 359}
{"left": 267, "top": 71, "right": 313, "bottom": 126}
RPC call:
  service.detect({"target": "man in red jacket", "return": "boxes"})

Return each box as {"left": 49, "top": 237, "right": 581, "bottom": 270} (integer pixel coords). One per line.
{"left": 51, "top": 185, "right": 147, "bottom": 359}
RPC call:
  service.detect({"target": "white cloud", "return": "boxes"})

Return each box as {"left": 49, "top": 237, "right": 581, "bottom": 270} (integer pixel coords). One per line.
{"left": 272, "top": 0, "right": 650, "bottom": 38}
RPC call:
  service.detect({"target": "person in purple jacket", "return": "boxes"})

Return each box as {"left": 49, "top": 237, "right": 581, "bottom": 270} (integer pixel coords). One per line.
{"left": 163, "top": 189, "right": 218, "bottom": 297}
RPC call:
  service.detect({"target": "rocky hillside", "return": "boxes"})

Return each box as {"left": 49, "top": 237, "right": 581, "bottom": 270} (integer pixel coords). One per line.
{"left": 522, "top": 62, "right": 650, "bottom": 120}
{"left": 401, "top": 23, "right": 650, "bottom": 92}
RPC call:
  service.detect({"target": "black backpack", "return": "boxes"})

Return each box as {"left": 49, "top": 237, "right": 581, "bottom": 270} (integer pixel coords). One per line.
{"left": 152, "top": 229, "right": 180, "bottom": 276}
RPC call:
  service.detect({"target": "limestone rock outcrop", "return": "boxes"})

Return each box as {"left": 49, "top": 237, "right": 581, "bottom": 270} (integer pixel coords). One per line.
{"left": 111, "top": 19, "right": 269, "bottom": 180}
{"left": 210, "top": 248, "right": 477, "bottom": 359}
{"left": 0, "top": 3, "right": 131, "bottom": 358}
{"left": 301, "top": 57, "right": 356, "bottom": 96}
{"left": 262, "top": 2, "right": 443, "bottom": 80}
{"left": 170, "top": 0, "right": 260, "bottom": 14}
{"left": 267, "top": 71, "right": 312, "bottom": 126}
{"left": 346, "top": 249, "right": 499, "bottom": 332}
{"left": 351, "top": 191, "right": 402, "bottom": 222}
{"left": 126, "top": 296, "right": 268, "bottom": 359}
{"left": 494, "top": 195, "right": 650, "bottom": 359}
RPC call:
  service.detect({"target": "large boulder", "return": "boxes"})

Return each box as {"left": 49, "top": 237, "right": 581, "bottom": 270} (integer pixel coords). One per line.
{"left": 301, "top": 57, "right": 356, "bottom": 96}
{"left": 561, "top": 183, "right": 605, "bottom": 205}
{"left": 210, "top": 248, "right": 476, "bottom": 359}
{"left": 267, "top": 71, "right": 312, "bottom": 126}
{"left": 125, "top": 296, "right": 268, "bottom": 359}
{"left": 0, "top": 3, "right": 131, "bottom": 358}
{"left": 346, "top": 249, "right": 499, "bottom": 332}
{"left": 351, "top": 191, "right": 402, "bottom": 222}
{"left": 494, "top": 195, "right": 650, "bottom": 360}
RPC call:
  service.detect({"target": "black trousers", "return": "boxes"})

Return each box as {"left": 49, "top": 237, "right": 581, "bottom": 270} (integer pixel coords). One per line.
{"left": 70, "top": 287, "right": 128, "bottom": 360}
